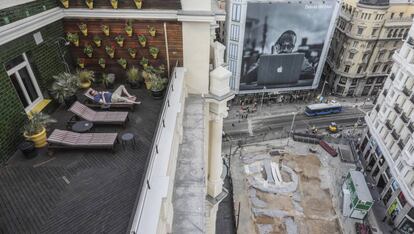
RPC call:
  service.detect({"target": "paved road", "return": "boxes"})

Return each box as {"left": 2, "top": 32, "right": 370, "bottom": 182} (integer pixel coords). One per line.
{"left": 224, "top": 106, "right": 369, "bottom": 140}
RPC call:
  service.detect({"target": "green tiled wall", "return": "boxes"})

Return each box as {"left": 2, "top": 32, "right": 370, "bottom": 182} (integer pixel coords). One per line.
{"left": 0, "top": 0, "right": 58, "bottom": 26}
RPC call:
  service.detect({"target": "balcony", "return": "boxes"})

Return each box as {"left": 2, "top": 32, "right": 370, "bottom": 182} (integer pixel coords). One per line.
{"left": 385, "top": 120, "right": 393, "bottom": 130}
{"left": 401, "top": 112, "right": 410, "bottom": 123}
{"left": 394, "top": 104, "right": 402, "bottom": 114}
{"left": 408, "top": 122, "right": 414, "bottom": 133}
{"left": 403, "top": 86, "right": 412, "bottom": 97}
{"left": 375, "top": 105, "right": 380, "bottom": 112}
{"left": 391, "top": 129, "right": 400, "bottom": 140}
{"left": 383, "top": 89, "right": 388, "bottom": 97}
{"left": 390, "top": 73, "right": 395, "bottom": 81}
{"left": 398, "top": 140, "right": 406, "bottom": 150}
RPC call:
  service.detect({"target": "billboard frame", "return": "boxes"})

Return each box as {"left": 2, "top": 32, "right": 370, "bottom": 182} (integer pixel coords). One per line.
{"left": 226, "top": 0, "right": 340, "bottom": 94}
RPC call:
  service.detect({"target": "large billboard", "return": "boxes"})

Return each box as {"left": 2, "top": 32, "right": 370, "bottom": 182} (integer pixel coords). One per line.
{"left": 229, "top": 0, "right": 337, "bottom": 93}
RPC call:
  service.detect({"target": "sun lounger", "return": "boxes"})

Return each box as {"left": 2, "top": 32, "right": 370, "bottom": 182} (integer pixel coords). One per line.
{"left": 69, "top": 101, "right": 128, "bottom": 127}
{"left": 84, "top": 88, "right": 137, "bottom": 110}
{"left": 47, "top": 129, "right": 118, "bottom": 152}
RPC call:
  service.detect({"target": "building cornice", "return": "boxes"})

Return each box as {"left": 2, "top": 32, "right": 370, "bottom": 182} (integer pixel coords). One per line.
{"left": 0, "top": 7, "right": 225, "bottom": 46}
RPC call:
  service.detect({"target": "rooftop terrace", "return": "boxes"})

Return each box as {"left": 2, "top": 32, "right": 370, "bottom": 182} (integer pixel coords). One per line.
{"left": 0, "top": 87, "right": 163, "bottom": 233}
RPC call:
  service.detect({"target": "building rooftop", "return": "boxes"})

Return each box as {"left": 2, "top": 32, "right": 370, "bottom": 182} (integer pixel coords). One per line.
{"left": 0, "top": 89, "right": 163, "bottom": 233}
{"left": 349, "top": 170, "right": 373, "bottom": 202}
{"left": 359, "top": 0, "right": 390, "bottom": 6}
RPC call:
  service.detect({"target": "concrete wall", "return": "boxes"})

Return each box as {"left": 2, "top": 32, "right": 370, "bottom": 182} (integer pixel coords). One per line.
{"left": 181, "top": 0, "right": 211, "bottom": 11}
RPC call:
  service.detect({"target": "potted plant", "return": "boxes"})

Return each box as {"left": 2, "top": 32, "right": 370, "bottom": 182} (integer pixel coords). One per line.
{"left": 67, "top": 32, "right": 79, "bottom": 47}
{"left": 85, "top": 0, "right": 94, "bottom": 9}
{"left": 98, "top": 58, "right": 106, "bottom": 68}
{"left": 149, "top": 75, "right": 168, "bottom": 99}
{"left": 148, "top": 26, "right": 156, "bottom": 37}
{"left": 126, "top": 66, "right": 142, "bottom": 89}
{"left": 77, "top": 58, "right": 85, "bottom": 68}
{"left": 93, "top": 35, "right": 102, "bottom": 47}
{"left": 102, "top": 73, "right": 116, "bottom": 89}
{"left": 128, "top": 47, "right": 136, "bottom": 58}
{"left": 125, "top": 23, "right": 133, "bottom": 37}
{"left": 138, "top": 34, "right": 146, "bottom": 47}
{"left": 83, "top": 44, "right": 93, "bottom": 58}
{"left": 50, "top": 72, "right": 79, "bottom": 107}
{"left": 23, "top": 112, "right": 56, "bottom": 148}
{"left": 101, "top": 24, "right": 110, "bottom": 36}
{"left": 115, "top": 35, "right": 125, "bottom": 47}
{"left": 105, "top": 45, "right": 115, "bottom": 58}
{"left": 76, "top": 69, "right": 95, "bottom": 89}
{"left": 118, "top": 58, "right": 127, "bottom": 69}
{"left": 60, "top": 0, "right": 69, "bottom": 8}
{"left": 110, "top": 0, "right": 118, "bottom": 9}
{"left": 78, "top": 23, "right": 88, "bottom": 36}
{"left": 134, "top": 0, "right": 143, "bottom": 9}
{"left": 149, "top": 46, "right": 159, "bottom": 59}
{"left": 140, "top": 57, "right": 149, "bottom": 69}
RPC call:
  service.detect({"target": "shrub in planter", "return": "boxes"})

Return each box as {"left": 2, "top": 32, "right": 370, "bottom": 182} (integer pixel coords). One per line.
{"left": 125, "top": 23, "right": 133, "bottom": 37}
{"left": 118, "top": 58, "right": 127, "bottom": 69}
{"left": 134, "top": 0, "right": 143, "bottom": 9}
{"left": 128, "top": 47, "right": 136, "bottom": 59}
{"left": 115, "top": 35, "right": 125, "bottom": 47}
{"left": 66, "top": 32, "right": 79, "bottom": 47}
{"left": 85, "top": 0, "right": 94, "bottom": 9}
{"left": 105, "top": 45, "right": 115, "bottom": 58}
{"left": 140, "top": 57, "right": 149, "bottom": 69}
{"left": 50, "top": 72, "right": 79, "bottom": 107}
{"left": 102, "top": 73, "right": 116, "bottom": 89}
{"left": 148, "top": 26, "right": 156, "bottom": 37}
{"left": 77, "top": 58, "right": 85, "bottom": 68}
{"left": 110, "top": 0, "right": 118, "bottom": 9}
{"left": 149, "top": 46, "right": 159, "bottom": 59}
{"left": 23, "top": 112, "right": 56, "bottom": 148}
{"left": 60, "top": 0, "right": 69, "bottom": 8}
{"left": 78, "top": 23, "right": 88, "bottom": 36}
{"left": 93, "top": 35, "right": 102, "bottom": 47}
{"left": 126, "top": 66, "right": 142, "bottom": 89}
{"left": 98, "top": 58, "right": 106, "bottom": 69}
{"left": 149, "top": 75, "right": 168, "bottom": 99}
{"left": 101, "top": 24, "right": 110, "bottom": 36}
{"left": 138, "top": 35, "right": 146, "bottom": 48}
{"left": 83, "top": 44, "right": 93, "bottom": 58}
{"left": 76, "top": 69, "right": 95, "bottom": 89}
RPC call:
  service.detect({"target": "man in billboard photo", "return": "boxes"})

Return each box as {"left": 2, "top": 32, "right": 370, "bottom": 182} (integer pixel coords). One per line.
{"left": 243, "top": 30, "right": 315, "bottom": 84}
{"left": 239, "top": 1, "right": 335, "bottom": 91}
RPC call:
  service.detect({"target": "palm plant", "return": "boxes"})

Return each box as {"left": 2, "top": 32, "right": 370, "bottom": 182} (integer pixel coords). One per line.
{"left": 23, "top": 112, "right": 56, "bottom": 136}
{"left": 50, "top": 72, "right": 79, "bottom": 104}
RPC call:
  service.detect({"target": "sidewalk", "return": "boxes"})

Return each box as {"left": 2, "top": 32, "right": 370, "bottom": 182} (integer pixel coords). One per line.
{"left": 227, "top": 96, "right": 375, "bottom": 120}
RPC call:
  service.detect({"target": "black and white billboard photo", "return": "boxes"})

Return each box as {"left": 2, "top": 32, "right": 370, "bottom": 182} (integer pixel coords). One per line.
{"left": 232, "top": 0, "right": 337, "bottom": 93}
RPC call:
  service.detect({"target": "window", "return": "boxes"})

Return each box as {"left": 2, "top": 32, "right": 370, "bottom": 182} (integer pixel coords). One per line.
{"left": 382, "top": 64, "right": 389, "bottom": 73}
{"left": 388, "top": 50, "right": 395, "bottom": 59}
{"left": 349, "top": 52, "right": 355, "bottom": 59}
{"left": 376, "top": 77, "right": 385, "bottom": 83}
{"left": 397, "top": 161, "right": 404, "bottom": 171}
{"left": 351, "top": 79, "right": 358, "bottom": 85}
{"left": 372, "top": 28, "right": 378, "bottom": 36}
{"left": 366, "top": 78, "right": 375, "bottom": 84}
{"left": 357, "top": 65, "right": 364, "bottom": 74}
{"left": 394, "top": 41, "right": 399, "bottom": 47}
{"left": 344, "top": 65, "right": 350, "bottom": 73}
{"left": 5, "top": 54, "right": 43, "bottom": 112}
{"left": 388, "top": 29, "right": 394, "bottom": 38}
{"left": 357, "top": 27, "right": 364, "bottom": 35}
{"left": 378, "top": 52, "right": 385, "bottom": 60}
{"left": 362, "top": 53, "right": 368, "bottom": 61}
{"left": 373, "top": 64, "right": 379, "bottom": 73}
{"left": 339, "top": 77, "right": 347, "bottom": 84}
{"left": 353, "top": 41, "right": 359, "bottom": 47}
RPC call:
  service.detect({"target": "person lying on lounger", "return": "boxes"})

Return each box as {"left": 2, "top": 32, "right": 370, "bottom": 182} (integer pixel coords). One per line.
{"left": 89, "top": 85, "right": 141, "bottom": 104}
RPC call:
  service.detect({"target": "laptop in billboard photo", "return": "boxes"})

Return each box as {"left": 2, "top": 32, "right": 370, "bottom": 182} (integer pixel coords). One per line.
{"left": 257, "top": 53, "right": 305, "bottom": 86}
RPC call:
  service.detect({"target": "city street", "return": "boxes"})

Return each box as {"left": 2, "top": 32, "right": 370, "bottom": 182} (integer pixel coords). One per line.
{"left": 224, "top": 105, "right": 371, "bottom": 141}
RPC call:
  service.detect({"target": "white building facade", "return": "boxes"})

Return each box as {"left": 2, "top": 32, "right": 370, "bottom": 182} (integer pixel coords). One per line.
{"left": 358, "top": 21, "right": 414, "bottom": 232}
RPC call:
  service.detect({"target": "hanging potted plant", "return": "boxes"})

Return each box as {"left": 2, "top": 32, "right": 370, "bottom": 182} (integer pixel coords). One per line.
{"left": 101, "top": 24, "right": 110, "bottom": 36}
{"left": 110, "top": 0, "right": 118, "bottom": 9}
{"left": 118, "top": 58, "right": 127, "bottom": 69}
{"left": 140, "top": 57, "right": 149, "bottom": 69}
{"left": 149, "top": 46, "right": 159, "bottom": 59}
{"left": 98, "top": 58, "right": 106, "bottom": 69}
{"left": 50, "top": 72, "right": 79, "bottom": 107}
{"left": 85, "top": 0, "right": 94, "bottom": 9}
{"left": 142, "top": 65, "right": 153, "bottom": 89}
{"left": 102, "top": 73, "right": 116, "bottom": 89}
{"left": 125, "top": 23, "right": 133, "bottom": 37}
{"left": 115, "top": 35, "right": 125, "bottom": 47}
{"left": 78, "top": 23, "right": 88, "bottom": 36}
{"left": 134, "top": 0, "right": 143, "bottom": 9}
{"left": 138, "top": 34, "right": 146, "bottom": 47}
{"left": 93, "top": 35, "right": 102, "bottom": 47}
{"left": 83, "top": 44, "right": 93, "bottom": 58}
{"left": 126, "top": 66, "right": 142, "bottom": 89}
{"left": 77, "top": 58, "right": 85, "bottom": 68}
{"left": 148, "top": 26, "right": 156, "bottom": 37}
{"left": 66, "top": 32, "right": 79, "bottom": 47}
{"left": 23, "top": 112, "right": 56, "bottom": 148}
{"left": 128, "top": 47, "right": 137, "bottom": 59}
{"left": 60, "top": 0, "right": 69, "bottom": 8}
{"left": 76, "top": 69, "right": 95, "bottom": 89}
{"left": 105, "top": 45, "right": 115, "bottom": 58}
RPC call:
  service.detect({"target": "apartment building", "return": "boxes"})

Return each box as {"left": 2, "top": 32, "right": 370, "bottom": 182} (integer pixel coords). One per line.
{"left": 324, "top": 0, "right": 414, "bottom": 97}
{"left": 358, "top": 23, "right": 414, "bottom": 232}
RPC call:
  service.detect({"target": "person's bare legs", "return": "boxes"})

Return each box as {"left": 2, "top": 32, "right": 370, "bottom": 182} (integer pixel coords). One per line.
{"left": 119, "top": 85, "right": 135, "bottom": 99}
{"left": 117, "top": 96, "right": 141, "bottom": 104}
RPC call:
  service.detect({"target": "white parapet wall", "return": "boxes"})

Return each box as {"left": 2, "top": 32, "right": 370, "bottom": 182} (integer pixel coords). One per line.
{"left": 129, "top": 67, "right": 187, "bottom": 234}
